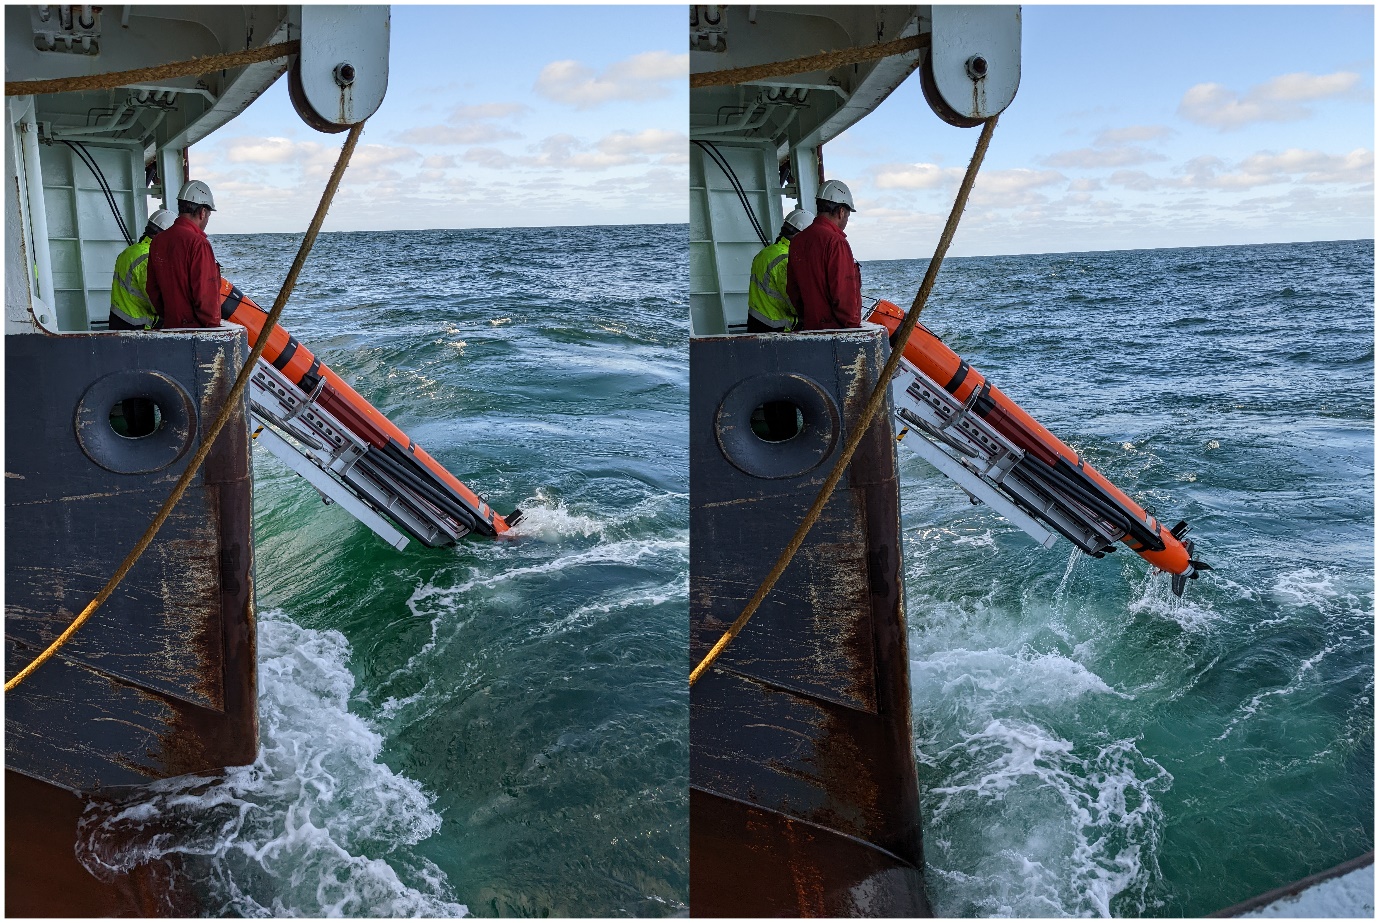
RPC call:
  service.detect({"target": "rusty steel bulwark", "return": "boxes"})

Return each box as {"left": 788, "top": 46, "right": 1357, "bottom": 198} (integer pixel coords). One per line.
{"left": 5, "top": 329, "right": 258, "bottom": 915}
{"left": 690, "top": 326, "right": 930, "bottom": 917}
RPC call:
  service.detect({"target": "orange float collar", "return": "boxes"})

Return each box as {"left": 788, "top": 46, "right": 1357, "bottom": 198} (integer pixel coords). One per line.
{"left": 219, "top": 278, "right": 512, "bottom": 536}
{"left": 871, "top": 299, "right": 1193, "bottom": 577}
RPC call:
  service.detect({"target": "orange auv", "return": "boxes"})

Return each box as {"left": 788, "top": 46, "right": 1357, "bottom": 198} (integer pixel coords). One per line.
{"left": 219, "top": 278, "right": 512, "bottom": 536}
{"left": 872, "top": 299, "right": 1195, "bottom": 577}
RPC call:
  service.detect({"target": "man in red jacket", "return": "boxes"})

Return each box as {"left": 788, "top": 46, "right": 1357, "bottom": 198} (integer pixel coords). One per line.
{"left": 786, "top": 179, "right": 862, "bottom": 331}
{"left": 148, "top": 180, "right": 222, "bottom": 329}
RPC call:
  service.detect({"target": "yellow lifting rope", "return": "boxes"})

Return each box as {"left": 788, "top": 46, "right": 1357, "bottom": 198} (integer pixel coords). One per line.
{"left": 5, "top": 121, "right": 366, "bottom": 693}
{"left": 5, "top": 41, "right": 300, "bottom": 97}
{"left": 689, "top": 115, "right": 999, "bottom": 688}
{"left": 690, "top": 34, "right": 928, "bottom": 90}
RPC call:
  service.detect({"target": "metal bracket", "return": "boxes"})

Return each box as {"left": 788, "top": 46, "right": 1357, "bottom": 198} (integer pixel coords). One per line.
{"left": 252, "top": 419, "right": 408, "bottom": 550}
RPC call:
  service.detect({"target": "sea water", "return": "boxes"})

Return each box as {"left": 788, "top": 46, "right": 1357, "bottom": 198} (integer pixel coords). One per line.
{"left": 72, "top": 234, "right": 1372, "bottom": 918}
{"left": 865, "top": 239, "right": 1373, "bottom": 917}
{"left": 75, "top": 225, "right": 689, "bottom": 916}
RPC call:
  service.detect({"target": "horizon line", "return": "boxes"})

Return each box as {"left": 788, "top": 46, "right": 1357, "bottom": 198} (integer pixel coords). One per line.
{"left": 210, "top": 225, "right": 1373, "bottom": 261}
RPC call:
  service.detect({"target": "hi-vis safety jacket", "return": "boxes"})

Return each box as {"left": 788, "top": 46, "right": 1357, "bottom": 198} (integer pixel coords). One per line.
{"left": 109, "top": 235, "right": 158, "bottom": 328}
{"left": 747, "top": 237, "right": 797, "bottom": 331}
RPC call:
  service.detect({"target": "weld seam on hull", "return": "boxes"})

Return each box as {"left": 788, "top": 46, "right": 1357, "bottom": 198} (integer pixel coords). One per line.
{"left": 690, "top": 785, "right": 922, "bottom": 871}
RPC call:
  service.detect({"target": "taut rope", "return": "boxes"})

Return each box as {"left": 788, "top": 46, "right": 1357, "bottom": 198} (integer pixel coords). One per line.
{"left": 6, "top": 41, "right": 300, "bottom": 97}
{"left": 690, "top": 34, "right": 927, "bottom": 90}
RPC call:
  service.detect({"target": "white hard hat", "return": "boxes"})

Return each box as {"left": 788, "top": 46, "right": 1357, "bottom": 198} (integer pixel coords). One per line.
{"left": 177, "top": 179, "right": 216, "bottom": 211}
{"left": 148, "top": 208, "right": 176, "bottom": 231}
{"left": 783, "top": 208, "right": 814, "bottom": 233}
{"left": 818, "top": 179, "right": 857, "bottom": 212}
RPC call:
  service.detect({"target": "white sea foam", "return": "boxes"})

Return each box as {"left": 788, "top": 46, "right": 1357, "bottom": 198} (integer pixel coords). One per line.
{"left": 954, "top": 529, "right": 997, "bottom": 548}
{"left": 1126, "top": 567, "right": 1221, "bottom": 633}
{"left": 924, "top": 719, "right": 1170, "bottom": 918}
{"left": 907, "top": 585, "right": 1163, "bottom": 917}
{"left": 385, "top": 528, "right": 687, "bottom": 708}
{"left": 1216, "top": 641, "right": 1341, "bottom": 741}
{"left": 75, "top": 612, "right": 467, "bottom": 918}
{"left": 916, "top": 647, "right": 1129, "bottom": 719}
{"left": 1271, "top": 567, "right": 1342, "bottom": 609}
{"left": 505, "top": 489, "right": 685, "bottom": 542}
{"left": 507, "top": 492, "right": 607, "bottom": 540}
{"left": 534, "top": 573, "right": 689, "bottom": 639}
{"left": 422, "top": 534, "right": 689, "bottom": 601}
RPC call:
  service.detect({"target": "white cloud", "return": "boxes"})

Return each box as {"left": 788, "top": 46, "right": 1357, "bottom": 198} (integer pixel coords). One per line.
{"left": 1043, "top": 146, "right": 1166, "bottom": 169}
{"left": 1257, "top": 71, "right": 1364, "bottom": 102}
{"left": 1179, "top": 71, "right": 1364, "bottom": 129}
{"left": 459, "top": 130, "right": 686, "bottom": 172}
{"left": 224, "top": 136, "right": 323, "bottom": 164}
{"left": 397, "top": 123, "right": 520, "bottom": 145}
{"left": 972, "top": 169, "right": 1065, "bottom": 205}
{"left": 596, "top": 128, "right": 686, "bottom": 157}
{"left": 398, "top": 101, "right": 528, "bottom": 146}
{"left": 233, "top": 141, "right": 414, "bottom": 194}
{"left": 534, "top": 51, "right": 687, "bottom": 109}
{"left": 462, "top": 147, "right": 514, "bottom": 169}
{"left": 347, "top": 144, "right": 419, "bottom": 169}
{"left": 421, "top": 154, "right": 457, "bottom": 170}
{"left": 869, "top": 165, "right": 1065, "bottom": 207}
{"left": 1239, "top": 147, "right": 1373, "bottom": 183}
{"left": 854, "top": 204, "right": 945, "bottom": 229}
{"left": 447, "top": 103, "right": 530, "bottom": 121}
{"left": 1095, "top": 125, "right": 1174, "bottom": 145}
{"left": 873, "top": 162, "right": 964, "bottom": 190}
{"left": 1108, "top": 148, "right": 1373, "bottom": 191}
{"left": 609, "top": 50, "right": 688, "bottom": 82}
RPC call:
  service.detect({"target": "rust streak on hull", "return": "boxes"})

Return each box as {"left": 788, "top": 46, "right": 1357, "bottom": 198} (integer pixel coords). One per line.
{"left": 690, "top": 327, "right": 929, "bottom": 917}
{"left": 5, "top": 330, "right": 258, "bottom": 914}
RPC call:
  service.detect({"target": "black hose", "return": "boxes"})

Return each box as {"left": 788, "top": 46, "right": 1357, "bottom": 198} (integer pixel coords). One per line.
{"left": 62, "top": 142, "right": 127, "bottom": 242}
{"left": 62, "top": 140, "right": 134, "bottom": 245}
{"left": 692, "top": 139, "right": 770, "bottom": 247}
{"left": 361, "top": 446, "right": 486, "bottom": 535}
{"left": 700, "top": 140, "right": 769, "bottom": 246}
{"left": 377, "top": 440, "right": 496, "bottom": 536}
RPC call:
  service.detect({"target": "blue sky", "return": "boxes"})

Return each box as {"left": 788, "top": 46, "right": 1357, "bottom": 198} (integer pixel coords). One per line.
{"left": 199, "top": 5, "right": 1373, "bottom": 258}
{"left": 198, "top": 5, "right": 687, "bottom": 233}
{"left": 829, "top": 5, "right": 1375, "bottom": 258}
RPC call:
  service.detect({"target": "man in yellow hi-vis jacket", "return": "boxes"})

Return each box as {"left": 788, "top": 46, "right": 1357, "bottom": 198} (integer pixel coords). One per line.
{"left": 109, "top": 208, "right": 175, "bottom": 331}
{"left": 746, "top": 208, "right": 812, "bottom": 333}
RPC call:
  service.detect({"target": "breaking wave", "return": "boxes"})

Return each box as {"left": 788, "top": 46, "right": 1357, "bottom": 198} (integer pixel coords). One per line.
{"left": 75, "top": 612, "right": 466, "bottom": 918}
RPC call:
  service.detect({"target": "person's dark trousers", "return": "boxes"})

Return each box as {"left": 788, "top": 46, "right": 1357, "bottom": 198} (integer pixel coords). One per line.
{"left": 107, "top": 312, "right": 157, "bottom": 435}
{"left": 746, "top": 315, "right": 792, "bottom": 334}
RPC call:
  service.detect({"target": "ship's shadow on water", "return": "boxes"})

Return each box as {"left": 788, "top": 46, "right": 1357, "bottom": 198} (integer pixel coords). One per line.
{"left": 75, "top": 225, "right": 690, "bottom": 917}
{"left": 875, "top": 240, "right": 1373, "bottom": 918}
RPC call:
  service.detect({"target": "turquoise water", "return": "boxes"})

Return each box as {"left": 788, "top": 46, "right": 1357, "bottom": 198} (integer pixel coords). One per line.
{"left": 77, "top": 225, "right": 689, "bottom": 916}
{"left": 867, "top": 239, "right": 1374, "bottom": 916}
{"left": 71, "top": 234, "right": 1372, "bottom": 917}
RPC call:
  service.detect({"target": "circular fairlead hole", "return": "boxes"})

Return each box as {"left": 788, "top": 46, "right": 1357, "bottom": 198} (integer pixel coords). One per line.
{"left": 109, "top": 399, "right": 164, "bottom": 439}
{"left": 716, "top": 373, "right": 839, "bottom": 480}
{"left": 750, "top": 401, "right": 804, "bottom": 443}
{"left": 76, "top": 369, "right": 196, "bottom": 475}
